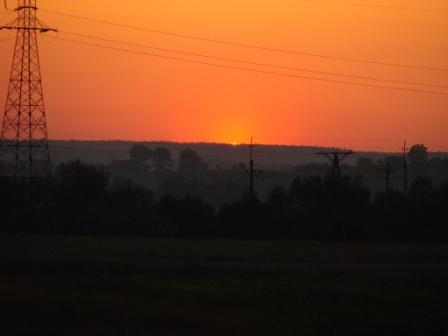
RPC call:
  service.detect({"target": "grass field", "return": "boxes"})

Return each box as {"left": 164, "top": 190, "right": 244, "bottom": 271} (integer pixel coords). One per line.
{"left": 1, "top": 236, "right": 448, "bottom": 335}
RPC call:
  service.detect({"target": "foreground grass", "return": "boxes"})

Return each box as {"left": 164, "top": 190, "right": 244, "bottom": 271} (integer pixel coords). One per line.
{"left": 1, "top": 236, "right": 448, "bottom": 335}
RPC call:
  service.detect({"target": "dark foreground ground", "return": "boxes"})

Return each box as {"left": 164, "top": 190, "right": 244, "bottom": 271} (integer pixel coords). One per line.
{"left": 1, "top": 236, "right": 447, "bottom": 335}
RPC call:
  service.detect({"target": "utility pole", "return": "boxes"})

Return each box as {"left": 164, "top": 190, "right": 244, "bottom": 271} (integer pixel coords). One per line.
{"left": 316, "top": 150, "right": 354, "bottom": 179}
{"left": 403, "top": 140, "right": 408, "bottom": 195}
{"left": 247, "top": 137, "right": 262, "bottom": 198}
{"left": 0, "top": 0, "right": 56, "bottom": 181}
{"left": 385, "top": 163, "right": 391, "bottom": 194}
{"left": 249, "top": 137, "right": 254, "bottom": 197}
{"left": 376, "top": 162, "right": 394, "bottom": 197}
{"left": 377, "top": 163, "right": 393, "bottom": 194}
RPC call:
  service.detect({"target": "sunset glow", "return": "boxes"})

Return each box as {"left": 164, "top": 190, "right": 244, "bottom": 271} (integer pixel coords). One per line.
{"left": 1, "top": 0, "right": 447, "bottom": 150}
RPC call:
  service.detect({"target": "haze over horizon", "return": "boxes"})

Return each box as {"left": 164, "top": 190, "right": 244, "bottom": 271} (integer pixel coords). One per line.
{"left": 1, "top": 0, "right": 447, "bottom": 151}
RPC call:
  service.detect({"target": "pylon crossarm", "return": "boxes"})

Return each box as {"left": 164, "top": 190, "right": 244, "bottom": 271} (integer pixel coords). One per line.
{"left": 0, "top": 17, "right": 57, "bottom": 32}
{"left": 36, "top": 18, "right": 56, "bottom": 32}
{"left": 16, "top": 5, "right": 37, "bottom": 10}
{"left": 1, "top": 26, "right": 54, "bottom": 31}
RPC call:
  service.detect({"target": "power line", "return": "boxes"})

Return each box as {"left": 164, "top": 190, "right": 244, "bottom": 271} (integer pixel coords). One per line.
{"left": 40, "top": 8, "right": 448, "bottom": 73}
{"left": 56, "top": 37, "right": 448, "bottom": 96}
{"left": 298, "top": 0, "right": 448, "bottom": 13}
{"left": 59, "top": 31, "right": 448, "bottom": 90}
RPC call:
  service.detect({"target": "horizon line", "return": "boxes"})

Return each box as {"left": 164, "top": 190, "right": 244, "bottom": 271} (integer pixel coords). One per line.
{"left": 46, "top": 138, "right": 448, "bottom": 154}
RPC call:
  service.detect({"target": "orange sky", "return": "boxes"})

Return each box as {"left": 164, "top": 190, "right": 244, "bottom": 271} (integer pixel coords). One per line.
{"left": 1, "top": 0, "right": 447, "bottom": 151}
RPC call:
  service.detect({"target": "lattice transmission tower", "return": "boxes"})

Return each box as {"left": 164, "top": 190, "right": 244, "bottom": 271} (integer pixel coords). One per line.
{"left": 316, "top": 150, "right": 355, "bottom": 179}
{"left": 0, "top": 0, "right": 56, "bottom": 180}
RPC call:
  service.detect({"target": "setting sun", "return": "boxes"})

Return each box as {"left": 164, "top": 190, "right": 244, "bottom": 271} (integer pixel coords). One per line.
{"left": 1, "top": 2, "right": 448, "bottom": 334}
{"left": 0, "top": 0, "right": 447, "bottom": 152}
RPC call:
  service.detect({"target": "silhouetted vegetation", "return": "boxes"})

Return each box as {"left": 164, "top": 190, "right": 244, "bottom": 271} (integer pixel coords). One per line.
{"left": 178, "top": 148, "right": 208, "bottom": 175}
{"left": 101, "top": 142, "right": 448, "bottom": 208}
{"left": 1, "top": 158, "right": 448, "bottom": 243}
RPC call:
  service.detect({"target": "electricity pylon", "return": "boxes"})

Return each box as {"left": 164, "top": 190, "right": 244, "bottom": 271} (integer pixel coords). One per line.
{"left": 316, "top": 150, "right": 354, "bottom": 178}
{"left": 0, "top": 0, "right": 56, "bottom": 180}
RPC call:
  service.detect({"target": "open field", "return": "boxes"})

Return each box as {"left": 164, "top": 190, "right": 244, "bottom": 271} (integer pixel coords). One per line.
{"left": 1, "top": 236, "right": 448, "bottom": 335}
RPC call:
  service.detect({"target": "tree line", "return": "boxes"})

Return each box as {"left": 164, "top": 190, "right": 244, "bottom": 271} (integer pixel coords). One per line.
{"left": 1, "top": 158, "right": 447, "bottom": 243}
{"left": 111, "top": 143, "right": 448, "bottom": 207}
{"left": 128, "top": 144, "right": 207, "bottom": 174}
{"left": 126, "top": 143, "right": 447, "bottom": 177}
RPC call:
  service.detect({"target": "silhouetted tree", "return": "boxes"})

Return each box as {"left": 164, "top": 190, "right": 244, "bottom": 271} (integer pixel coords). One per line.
{"left": 266, "top": 185, "right": 288, "bottom": 208}
{"left": 108, "top": 178, "right": 154, "bottom": 234}
{"left": 0, "top": 175, "right": 14, "bottom": 231}
{"left": 218, "top": 197, "right": 269, "bottom": 239}
{"left": 151, "top": 147, "right": 173, "bottom": 171}
{"left": 158, "top": 174, "right": 187, "bottom": 198}
{"left": 53, "top": 160, "right": 110, "bottom": 233}
{"left": 153, "top": 195, "right": 214, "bottom": 237}
{"left": 265, "top": 185, "right": 291, "bottom": 237}
{"left": 178, "top": 149, "right": 206, "bottom": 175}
{"left": 177, "top": 196, "right": 215, "bottom": 237}
{"left": 429, "top": 157, "right": 448, "bottom": 178}
{"left": 408, "top": 144, "right": 429, "bottom": 174}
{"left": 130, "top": 144, "right": 153, "bottom": 166}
